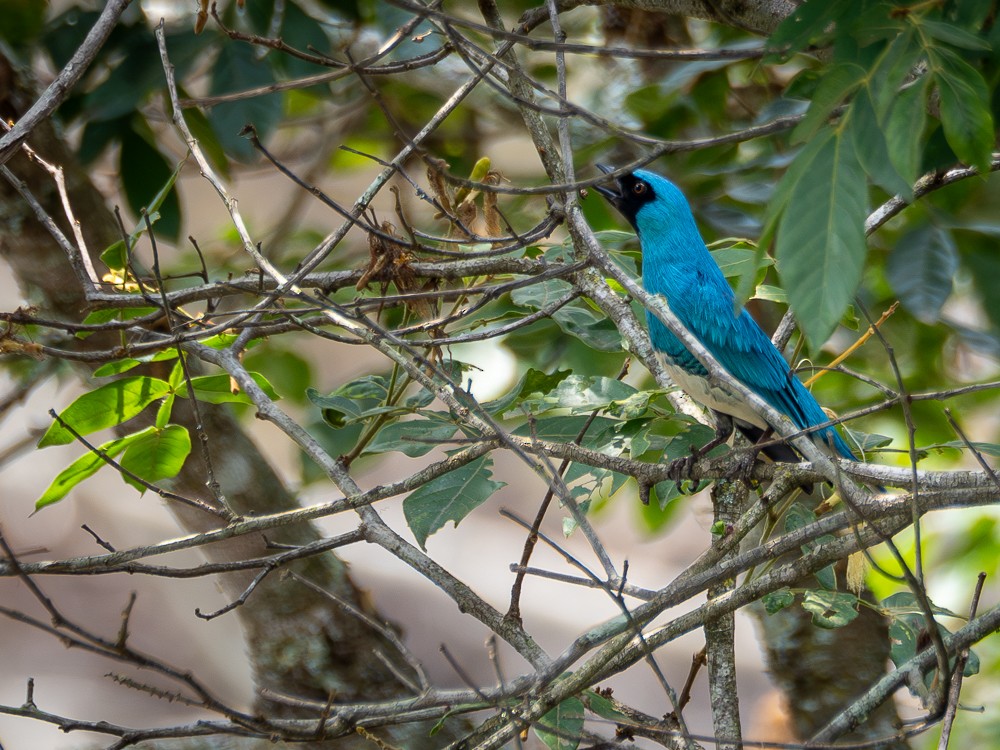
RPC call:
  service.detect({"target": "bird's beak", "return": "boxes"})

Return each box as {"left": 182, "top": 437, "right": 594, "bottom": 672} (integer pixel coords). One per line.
{"left": 592, "top": 164, "right": 622, "bottom": 207}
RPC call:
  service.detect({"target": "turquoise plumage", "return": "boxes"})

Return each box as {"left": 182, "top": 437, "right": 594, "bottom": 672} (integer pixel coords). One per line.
{"left": 595, "top": 166, "right": 856, "bottom": 463}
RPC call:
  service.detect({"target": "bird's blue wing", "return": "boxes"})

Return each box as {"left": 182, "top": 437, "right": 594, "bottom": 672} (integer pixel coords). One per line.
{"left": 679, "top": 280, "right": 856, "bottom": 460}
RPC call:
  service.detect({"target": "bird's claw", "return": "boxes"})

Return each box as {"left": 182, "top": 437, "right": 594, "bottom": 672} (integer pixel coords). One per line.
{"left": 666, "top": 452, "right": 697, "bottom": 482}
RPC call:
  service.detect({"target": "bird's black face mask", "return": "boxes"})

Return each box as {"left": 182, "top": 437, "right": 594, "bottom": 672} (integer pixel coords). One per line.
{"left": 593, "top": 164, "right": 655, "bottom": 229}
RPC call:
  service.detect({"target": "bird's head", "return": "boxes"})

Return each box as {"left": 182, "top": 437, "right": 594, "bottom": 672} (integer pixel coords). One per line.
{"left": 593, "top": 165, "right": 694, "bottom": 237}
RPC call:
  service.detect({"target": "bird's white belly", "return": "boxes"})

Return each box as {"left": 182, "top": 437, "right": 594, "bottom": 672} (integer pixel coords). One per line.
{"left": 659, "top": 355, "right": 768, "bottom": 429}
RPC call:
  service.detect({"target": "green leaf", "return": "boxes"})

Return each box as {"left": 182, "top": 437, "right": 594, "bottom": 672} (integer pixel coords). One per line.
{"left": 801, "top": 590, "right": 859, "bottom": 628}
{"left": 515, "top": 375, "right": 637, "bottom": 416}
{"left": 511, "top": 280, "right": 623, "bottom": 351}
{"left": 208, "top": 42, "right": 282, "bottom": 161}
{"left": 94, "top": 359, "right": 144, "bottom": 377}
{"left": 403, "top": 456, "right": 505, "bottom": 550}
{"left": 927, "top": 440, "right": 1000, "bottom": 457}
{"left": 763, "top": 588, "right": 796, "bottom": 614}
{"left": 119, "top": 424, "right": 192, "bottom": 492}
{"left": 965, "top": 243, "right": 1000, "bottom": 331}
{"left": 710, "top": 243, "right": 773, "bottom": 280}
{"left": 35, "top": 430, "right": 150, "bottom": 510}
{"left": 767, "top": 0, "right": 852, "bottom": 54}
{"left": 0, "top": 0, "right": 47, "bottom": 45}
{"left": 791, "top": 62, "right": 867, "bottom": 144}
{"left": 119, "top": 124, "right": 183, "bottom": 241}
{"left": 513, "top": 416, "right": 620, "bottom": 447}
{"left": 365, "top": 419, "right": 458, "bottom": 457}
{"left": 93, "top": 350, "right": 179, "bottom": 377}
{"left": 929, "top": 47, "right": 994, "bottom": 171}
{"left": 886, "top": 225, "right": 958, "bottom": 324}
{"left": 484, "top": 368, "right": 571, "bottom": 415}
{"left": 848, "top": 85, "right": 912, "bottom": 198}
{"left": 785, "top": 502, "right": 838, "bottom": 588}
{"left": 776, "top": 130, "right": 868, "bottom": 349}
{"left": 535, "top": 696, "right": 584, "bottom": 750}
{"left": 38, "top": 376, "right": 172, "bottom": 447}
{"left": 175, "top": 372, "right": 279, "bottom": 404}
{"left": 753, "top": 284, "right": 787, "bottom": 303}
{"left": 762, "top": 129, "right": 837, "bottom": 246}
{"left": 79, "top": 306, "right": 159, "bottom": 339}
{"left": 843, "top": 427, "right": 894, "bottom": 454}
{"left": 920, "top": 19, "right": 992, "bottom": 51}
{"left": 885, "top": 75, "right": 929, "bottom": 187}
{"left": 583, "top": 690, "right": 628, "bottom": 722}
{"left": 180, "top": 89, "right": 231, "bottom": 179}
{"left": 81, "top": 30, "right": 161, "bottom": 122}
{"left": 884, "top": 592, "right": 980, "bottom": 684}
{"left": 155, "top": 393, "right": 174, "bottom": 429}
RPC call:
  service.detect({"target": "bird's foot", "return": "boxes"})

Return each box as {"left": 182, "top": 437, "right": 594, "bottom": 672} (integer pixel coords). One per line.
{"left": 666, "top": 449, "right": 700, "bottom": 483}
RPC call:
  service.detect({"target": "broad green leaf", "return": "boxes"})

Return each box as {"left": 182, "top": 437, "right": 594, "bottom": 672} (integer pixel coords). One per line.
{"left": 0, "top": 0, "right": 47, "bottom": 45}
{"left": 78, "top": 306, "right": 159, "bottom": 338}
{"left": 801, "top": 590, "right": 859, "bottom": 629}
{"left": 964, "top": 243, "right": 1000, "bottom": 331}
{"left": 180, "top": 88, "right": 231, "bottom": 179}
{"left": 710, "top": 244, "right": 772, "bottom": 280}
{"left": 155, "top": 393, "right": 174, "bottom": 429}
{"left": 920, "top": 19, "right": 992, "bottom": 51}
{"left": 535, "top": 696, "right": 584, "bottom": 750}
{"left": 81, "top": 31, "right": 161, "bottom": 122}
{"left": 551, "top": 308, "right": 623, "bottom": 351}
{"left": 515, "top": 375, "right": 637, "bottom": 416}
{"left": 119, "top": 424, "right": 192, "bottom": 492}
{"left": 512, "top": 280, "right": 622, "bottom": 351}
{"left": 776, "top": 130, "right": 868, "bottom": 349}
{"left": 35, "top": 430, "right": 150, "bottom": 510}
{"left": 885, "top": 592, "right": 980, "bottom": 684}
{"left": 308, "top": 390, "right": 378, "bottom": 429}
{"left": 365, "top": 420, "right": 458, "bottom": 457}
{"left": 763, "top": 588, "right": 796, "bottom": 614}
{"left": 785, "top": 502, "right": 837, "bottom": 588}
{"left": 100, "top": 240, "right": 129, "bottom": 272}
{"left": 175, "top": 372, "right": 279, "bottom": 404}
{"left": 119, "top": 124, "right": 183, "bottom": 241}
{"left": 848, "top": 86, "right": 912, "bottom": 198}
{"left": 885, "top": 75, "right": 929, "bottom": 187}
{"left": 39, "top": 376, "right": 172, "bottom": 447}
{"left": 94, "top": 359, "right": 144, "bottom": 377}
{"left": 208, "top": 42, "right": 282, "bottom": 161}
{"left": 929, "top": 47, "right": 994, "bottom": 171}
{"left": 639, "top": 483, "right": 684, "bottom": 528}
{"left": 871, "top": 28, "right": 919, "bottom": 118}
{"left": 485, "top": 368, "right": 572, "bottom": 415}
{"left": 881, "top": 592, "right": 965, "bottom": 620}
{"left": 843, "top": 427, "right": 894, "bottom": 454}
{"left": 93, "top": 349, "right": 180, "bottom": 377}
{"left": 791, "top": 62, "right": 867, "bottom": 144}
{"left": 886, "top": 225, "right": 958, "bottom": 324}
{"left": 753, "top": 284, "right": 787, "bottom": 303}
{"left": 762, "top": 129, "right": 836, "bottom": 246}
{"left": 403, "top": 456, "right": 505, "bottom": 550}
{"left": 513, "top": 416, "right": 620, "bottom": 448}
{"left": 767, "top": 0, "right": 851, "bottom": 54}
{"left": 583, "top": 691, "right": 628, "bottom": 722}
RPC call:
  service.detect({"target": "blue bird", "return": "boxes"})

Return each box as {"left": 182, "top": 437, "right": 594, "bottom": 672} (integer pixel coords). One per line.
{"left": 594, "top": 166, "right": 856, "bottom": 471}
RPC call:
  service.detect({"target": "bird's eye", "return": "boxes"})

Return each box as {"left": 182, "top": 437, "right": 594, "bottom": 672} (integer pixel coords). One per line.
{"left": 633, "top": 182, "right": 647, "bottom": 196}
